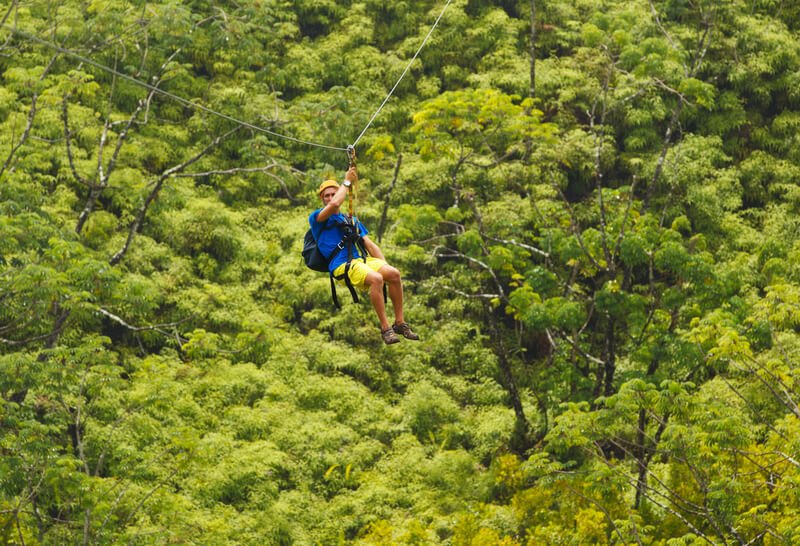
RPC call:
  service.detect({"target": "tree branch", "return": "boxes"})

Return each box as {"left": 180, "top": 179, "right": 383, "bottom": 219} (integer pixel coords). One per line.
{"left": 589, "top": 51, "right": 614, "bottom": 272}
{"left": 545, "top": 327, "right": 606, "bottom": 366}
{"left": 433, "top": 246, "right": 506, "bottom": 301}
{"left": 172, "top": 163, "right": 286, "bottom": 178}
{"left": 62, "top": 95, "right": 91, "bottom": 188}
{"left": 564, "top": 485, "right": 629, "bottom": 545}
{"left": 0, "top": 53, "right": 60, "bottom": 181}
{"left": 74, "top": 47, "right": 181, "bottom": 233}
{"left": 109, "top": 126, "right": 240, "bottom": 265}
{"left": 95, "top": 307, "right": 192, "bottom": 337}
{"left": 0, "top": 0, "right": 19, "bottom": 52}
{"left": 648, "top": 1, "right": 680, "bottom": 54}
{"left": 550, "top": 175, "right": 605, "bottom": 271}
{"left": 644, "top": 4, "right": 714, "bottom": 208}
{"left": 172, "top": 162, "right": 301, "bottom": 201}
{"left": 435, "top": 284, "right": 501, "bottom": 300}
{"left": 611, "top": 177, "right": 639, "bottom": 263}
{"left": 485, "top": 235, "right": 549, "bottom": 258}
{"left": 377, "top": 153, "right": 402, "bottom": 243}
{"left": 120, "top": 465, "right": 182, "bottom": 529}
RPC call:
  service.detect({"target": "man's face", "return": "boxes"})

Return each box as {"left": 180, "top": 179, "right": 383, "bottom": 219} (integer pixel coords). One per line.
{"left": 321, "top": 187, "right": 337, "bottom": 205}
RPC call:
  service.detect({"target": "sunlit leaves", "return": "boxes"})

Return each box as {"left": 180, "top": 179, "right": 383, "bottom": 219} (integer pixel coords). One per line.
{"left": 411, "top": 88, "right": 555, "bottom": 162}
{"left": 2, "top": 0, "right": 800, "bottom": 543}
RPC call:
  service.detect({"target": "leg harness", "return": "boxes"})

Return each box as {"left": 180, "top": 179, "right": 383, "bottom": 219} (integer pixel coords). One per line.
{"left": 329, "top": 220, "right": 387, "bottom": 309}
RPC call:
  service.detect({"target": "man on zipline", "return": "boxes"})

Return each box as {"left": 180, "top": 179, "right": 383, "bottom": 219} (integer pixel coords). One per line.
{"left": 310, "top": 166, "right": 419, "bottom": 345}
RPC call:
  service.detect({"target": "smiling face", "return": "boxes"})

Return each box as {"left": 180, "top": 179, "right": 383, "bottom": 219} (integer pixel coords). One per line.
{"left": 320, "top": 187, "right": 337, "bottom": 206}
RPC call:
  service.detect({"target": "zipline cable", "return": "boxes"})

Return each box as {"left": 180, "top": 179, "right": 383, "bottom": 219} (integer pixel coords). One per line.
{"left": 4, "top": 0, "right": 453, "bottom": 158}
{"left": 2, "top": 25, "right": 348, "bottom": 152}
{"left": 350, "top": 0, "right": 453, "bottom": 149}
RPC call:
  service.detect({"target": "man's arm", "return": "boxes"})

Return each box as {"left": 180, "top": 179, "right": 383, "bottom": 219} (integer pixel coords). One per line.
{"left": 316, "top": 167, "right": 358, "bottom": 223}
{"left": 361, "top": 236, "right": 385, "bottom": 260}
{"left": 316, "top": 184, "right": 347, "bottom": 222}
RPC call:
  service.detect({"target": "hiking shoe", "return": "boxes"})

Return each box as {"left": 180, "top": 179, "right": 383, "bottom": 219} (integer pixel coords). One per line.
{"left": 393, "top": 322, "right": 420, "bottom": 341}
{"left": 381, "top": 327, "right": 401, "bottom": 345}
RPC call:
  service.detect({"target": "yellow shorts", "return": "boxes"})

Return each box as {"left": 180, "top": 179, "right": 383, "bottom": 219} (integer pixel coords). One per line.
{"left": 332, "top": 257, "right": 387, "bottom": 290}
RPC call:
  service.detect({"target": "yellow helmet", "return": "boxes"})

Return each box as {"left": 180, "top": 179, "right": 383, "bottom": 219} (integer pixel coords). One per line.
{"left": 318, "top": 179, "right": 339, "bottom": 195}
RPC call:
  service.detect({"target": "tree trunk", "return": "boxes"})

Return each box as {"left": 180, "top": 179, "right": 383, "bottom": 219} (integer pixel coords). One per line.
{"left": 486, "top": 305, "right": 532, "bottom": 452}
{"left": 498, "top": 346, "right": 531, "bottom": 453}
{"left": 603, "top": 318, "right": 616, "bottom": 396}
{"left": 633, "top": 356, "right": 667, "bottom": 508}
{"left": 377, "top": 154, "right": 402, "bottom": 243}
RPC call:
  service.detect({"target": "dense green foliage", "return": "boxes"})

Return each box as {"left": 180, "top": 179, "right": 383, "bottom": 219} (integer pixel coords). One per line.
{"left": 2, "top": 0, "right": 800, "bottom": 544}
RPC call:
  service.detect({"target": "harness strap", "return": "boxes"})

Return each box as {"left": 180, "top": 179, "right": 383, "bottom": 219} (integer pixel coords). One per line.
{"left": 352, "top": 230, "right": 385, "bottom": 303}
{"left": 333, "top": 263, "right": 359, "bottom": 306}
{"left": 324, "top": 215, "right": 387, "bottom": 307}
{"left": 344, "top": 262, "right": 360, "bottom": 304}
{"left": 329, "top": 273, "right": 341, "bottom": 309}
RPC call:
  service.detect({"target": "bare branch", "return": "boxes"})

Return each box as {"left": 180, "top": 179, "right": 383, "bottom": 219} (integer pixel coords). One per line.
{"left": 645, "top": 102, "right": 683, "bottom": 208}
{"left": 633, "top": 479, "right": 718, "bottom": 545}
{"left": 104, "top": 97, "right": 146, "bottom": 181}
{"left": 720, "top": 376, "right": 792, "bottom": 443}
{"left": 377, "top": 153, "right": 402, "bottom": 243}
{"left": 0, "top": 0, "right": 17, "bottom": 32}
{"left": 98, "top": 483, "right": 130, "bottom": 537}
{"left": 463, "top": 192, "right": 492, "bottom": 257}
{"left": 74, "top": 371, "right": 91, "bottom": 475}
{"left": 485, "top": 235, "right": 549, "bottom": 258}
{"left": 564, "top": 486, "right": 629, "bottom": 545}
{"left": 172, "top": 161, "right": 300, "bottom": 201}
{"left": 690, "top": 8, "right": 715, "bottom": 75}
{"left": 648, "top": 1, "right": 680, "bottom": 54}
{"left": 650, "top": 77, "right": 691, "bottom": 104}
{"left": 773, "top": 450, "right": 800, "bottom": 469}
{"left": 590, "top": 442, "right": 719, "bottom": 544}
{"left": 550, "top": 175, "right": 605, "bottom": 271}
{"left": 0, "top": 1, "right": 18, "bottom": 52}
{"left": 611, "top": 179, "right": 638, "bottom": 261}
{"left": 546, "top": 327, "right": 606, "bottom": 366}
{"left": 120, "top": 465, "right": 182, "bottom": 528}
{"left": 96, "top": 115, "right": 111, "bottom": 183}
{"left": 95, "top": 307, "right": 192, "bottom": 336}
{"left": 0, "top": 332, "right": 62, "bottom": 346}
{"left": 15, "top": 511, "right": 26, "bottom": 546}
{"left": 529, "top": 0, "right": 537, "bottom": 99}
{"left": 432, "top": 246, "right": 506, "bottom": 300}
{"left": 139, "top": 47, "right": 183, "bottom": 124}
{"left": 644, "top": 5, "right": 715, "bottom": 208}
{"left": 589, "top": 52, "right": 614, "bottom": 272}
{"left": 0, "top": 53, "right": 59, "bottom": 181}
{"left": 735, "top": 355, "right": 800, "bottom": 418}
{"left": 172, "top": 163, "right": 285, "bottom": 178}
{"left": 109, "top": 126, "right": 241, "bottom": 265}
{"left": 435, "top": 284, "right": 501, "bottom": 300}
{"left": 74, "top": 46, "right": 182, "bottom": 233}
{"left": 62, "top": 95, "right": 91, "bottom": 188}
{"left": 413, "top": 233, "right": 461, "bottom": 245}
{"left": 75, "top": 96, "right": 148, "bottom": 234}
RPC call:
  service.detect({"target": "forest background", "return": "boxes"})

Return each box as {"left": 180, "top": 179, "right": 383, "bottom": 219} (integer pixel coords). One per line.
{"left": 2, "top": 0, "right": 800, "bottom": 544}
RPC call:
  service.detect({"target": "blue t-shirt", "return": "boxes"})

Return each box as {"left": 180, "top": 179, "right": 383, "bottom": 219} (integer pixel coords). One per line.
{"left": 309, "top": 210, "right": 369, "bottom": 272}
